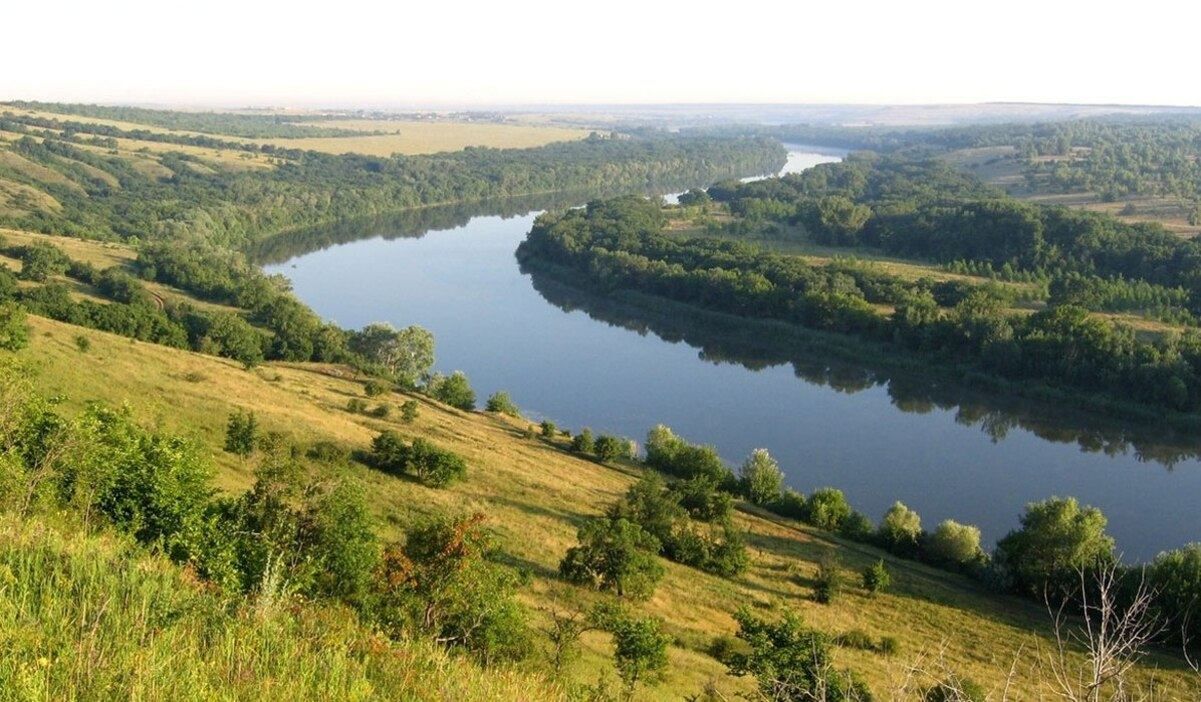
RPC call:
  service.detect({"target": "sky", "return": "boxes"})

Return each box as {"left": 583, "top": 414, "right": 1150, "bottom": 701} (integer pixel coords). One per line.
{"left": 4, "top": 0, "right": 1199, "bottom": 108}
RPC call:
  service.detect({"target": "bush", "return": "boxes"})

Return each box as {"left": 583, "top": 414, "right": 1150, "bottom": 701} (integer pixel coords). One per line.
{"left": 0, "top": 303, "right": 29, "bottom": 351}
{"left": 840, "top": 510, "right": 875, "bottom": 541}
{"left": 224, "top": 410, "right": 258, "bottom": 458}
{"left": 878, "top": 501, "right": 922, "bottom": 554}
{"left": 485, "top": 391, "right": 519, "bottom": 416}
{"left": 346, "top": 398, "right": 368, "bottom": 414}
{"left": 740, "top": 448, "right": 784, "bottom": 505}
{"left": 400, "top": 399, "right": 419, "bottom": 423}
{"left": 1149, "top": 544, "right": 1201, "bottom": 645}
{"left": 74, "top": 334, "right": 91, "bottom": 352}
{"left": 369, "top": 403, "right": 391, "bottom": 418}
{"left": 430, "top": 371, "right": 475, "bottom": 411}
{"left": 805, "top": 488, "right": 852, "bottom": 531}
{"left": 539, "top": 420, "right": 557, "bottom": 438}
{"left": 813, "top": 552, "right": 843, "bottom": 604}
{"left": 306, "top": 440, "right": 349, "bottom": 464}
{"left": 673, "top": 477, "right": 733, "bottom": 523}
{"left": 610, "top": 613, "right": 670, "bottom": 696}
{"left": 369, "top": 431, "right": 467, "bottom": 488}
{"left": 770, "top": 488, "right": 807, "bottom": 519}
{"left": 728, "top": 609, "right": 871, "bottom": 701}
{"left": 878, "top": 636, "right": 900, "bottom": 656}
{"left": 363, "top": 379, "right": 391, "bottom": 397}
{"left": 834, "top": 629, "right": 876, "bottom": 651}
{"left": 924, "top": 677, "right": 987, "bottom": 702}
{"left": 862, "top": 559, "right": 891, "bottom": 595}
{"left": 594, "top": 434, "right": 631, "bottom": 462}
{"left": 926, "top": 519, "right": 984, "bottom": 569}
{"left": 570, "top": 428, "right": 595, "bottom": 454}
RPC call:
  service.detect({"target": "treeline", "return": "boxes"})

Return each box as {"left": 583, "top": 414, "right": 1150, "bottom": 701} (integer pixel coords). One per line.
{"left": 0, "top": 128, "right": 783, "bottom": 248}
{"left": 518, "top": 194, "right": 1201, "bottom": 412}
{"left": 3, "top": 101, "right": 373, "bottom": 139}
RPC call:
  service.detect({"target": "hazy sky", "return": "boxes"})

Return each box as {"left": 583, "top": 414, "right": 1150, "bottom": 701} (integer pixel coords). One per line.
{"left": 5, "top": 0, "right": 1198, "bottom": 107}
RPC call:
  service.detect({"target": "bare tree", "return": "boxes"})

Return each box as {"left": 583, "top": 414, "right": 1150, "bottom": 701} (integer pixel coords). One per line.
{"left": 1042, "top": 562, "right": 1164, "bottom": 702}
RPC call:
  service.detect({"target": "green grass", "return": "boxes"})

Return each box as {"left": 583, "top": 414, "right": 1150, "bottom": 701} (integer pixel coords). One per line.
{"left": 10, "top": 314, "right": 1199, "bottom": 699}
{"left": 0, "top": 513, "right": 565, "bottom": 701}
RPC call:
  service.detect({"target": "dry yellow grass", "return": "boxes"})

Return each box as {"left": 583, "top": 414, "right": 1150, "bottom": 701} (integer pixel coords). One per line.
{"left": 13, "top": 314, "right": 1198, "bottom": 699}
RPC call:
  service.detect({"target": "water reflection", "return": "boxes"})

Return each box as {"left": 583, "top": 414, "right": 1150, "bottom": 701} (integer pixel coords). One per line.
{"left": 524, "top": 267, "right": 1201, "bottom": 470}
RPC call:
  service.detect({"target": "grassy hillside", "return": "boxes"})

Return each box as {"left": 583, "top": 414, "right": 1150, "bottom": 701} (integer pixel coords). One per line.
{"left": 11, "top": 314, "right": 1198, "bottom": 699}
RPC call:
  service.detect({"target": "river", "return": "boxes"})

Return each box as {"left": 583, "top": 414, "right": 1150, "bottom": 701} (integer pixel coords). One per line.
{"left": 263, "top": 145, "right": 1201, "bottom": 561}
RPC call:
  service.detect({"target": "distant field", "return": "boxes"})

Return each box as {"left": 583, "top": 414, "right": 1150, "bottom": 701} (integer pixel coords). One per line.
{"left": 5, "top": 105, "right": 593, "bottom": 157}
{"left": 260, "top": 120, "right": 592, "bottom": 156}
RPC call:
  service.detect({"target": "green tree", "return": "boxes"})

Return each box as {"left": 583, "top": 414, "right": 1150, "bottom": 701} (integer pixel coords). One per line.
{"left": 1149, "top": 544, "right": 1201, "bottom": 645}
{"left": 571, "top": 428, "right": 595, "bottom": 454}
{"left": 927, "top": 519, "right": 984, "bottom": 568}
{"left": 560, "top": 517, "right": 664, "bottom": 600}
{"left": 727, "top": 608, "right": 872, "bottom": 701}
{"left": 878, "top": 501, "right": 922, "bottom": 554}
{"left": 994, "top": 497, "right": 1115, "bottom": 596}
{"left": 350, "top": 323, "right": 435, "bottom": 386}
{"left": 862, "top": 559, "right": 891, "bottom": 595}
{"left": 0, "top": 303, "right": 29, "bottom": 351}
{"left": 740, "top": 448, "right": 784, "bottom": 505}
{"left": 431, "top": 371, "right": 476, "bottom": 411}
{"left": 485, "top": 391, "right": 519, "bottom": 416}
{"left": 805, "top": 488, "right": 852, "bottom": 530}
{"left": 813, "top": 552, "right": 843, "bottom": 604}
{"left": 400, "top": 399, "right": 419, "bottom": 423}
{"left": 303, "top": 480, "right": 379, "bottom": 604}
{"left": 223, "top": 409, "right": 258, "bottom": 458}
{"left": 594, "top": 434, "right": 629, "bottom": 462}
{"left": 540, "top": 420, "right": 557, "bottom": 438}
{"left": 373, "top": 513, "right": 531, "bottom": 663}
{"left": 610, "top": 613, "right": 670, "bottom": 698}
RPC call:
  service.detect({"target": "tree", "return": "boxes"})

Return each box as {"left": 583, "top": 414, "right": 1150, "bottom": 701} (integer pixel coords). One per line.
{"left": 431, "top": 371, "right": 475, "bottom": 411}
{"left": 878, "top": 501, "right": 922, "bottom": 554}
{"left": 350, "top": 323, "right": 435, "bottom": 386}
{"left": 862, "top": 559, "right": 890, "bottom": 595}
{"left": 813, "top": 552, "right": 843, "bottom": 604}
{"left": 994, "top": 497, "right": 1115, "bottom": 597}
{"left": 303, "top": 480, "right": 379, "bottom": 604}
{"left": 485, "top": 391, "right": 519, "bottom": 416}
{"left": 0, "top": 303, "right": 28, "bottom": 351}
{"left": 610, "top": 613, "right": 670, "bottom": 698}
{"left": 560, "top": 517, "right": 664, "bottom": 600}
{"left": 727, "top": 608, "right": 872, "bottom": 701}
{"left": 223, "top": 409, "right": 258, "bottom": 458}
{"left": 740, "top": 448, "right": 784, "bottom": 506}
{"left": 400, "top": 399, "right": 419, "bottom": 423}
{"left": 926, "top": 520, "right": 984, "bottom": 569}
{"left": 571, "top": 428, "right": 595, "bottom": 454}
{"left": 1148, "top": 543, "right": 1201, "bottom": 645}
{"left": 805, "top": 488, "right": 852, "bottom": 531}
{"left": 369, "top": 432, "right": 466, "bottom": 488}
{"left": 373, "top": 513, "right": 531, "bottom": 663}
{"left": 539, "top": 420, "right": 557, "bottom": 438}
{"left": 594, "top": 434, "right": 629, "bottom": 462}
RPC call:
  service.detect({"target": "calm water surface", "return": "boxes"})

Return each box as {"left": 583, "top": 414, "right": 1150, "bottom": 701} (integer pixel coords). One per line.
{"left": 265, "top": 147, "right": 1201, "bottom": 560}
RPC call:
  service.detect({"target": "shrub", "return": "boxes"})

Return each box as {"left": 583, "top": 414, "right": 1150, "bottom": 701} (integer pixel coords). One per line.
{"left": 728, "top": 609, "right": 871, "bottom": 701}
{"left": 368, "top": 432, "right": 467, "bottom": 488}
{"left": 1149, "top": 544, "right": 1201, "bottom": 645}
{"left": 304, "top": 481, "right": 379, "bottom": 604}
{"left": 431, "top": 371, "right": 475, "bottom": 410}
{"left": 740, "top": 448, "right": 784, "bottom": 505}
{"left": 878, "top": 636, "right": 900, "bottom": 656}
{"left": 770, "top": 488, "right": 807, "bottom": 519}
{"left": 805, "top": 488, "right": 852, "bottom": 531}
{"left": 0, "top": 303, "right": 29, "bottom": 351}
{"left": 926, "top": 519, "right": 984, "bottom": 569}
{"left": 878, "top": 501, "right": 922, "bottom": 554}
{"left": 224, "top": 410, "right": 258, "bottom": 458}
{"left": 363, "top": 379, "right": 390, "bottom": 397}
{"left": 610, "top": 613, "right": 670, "bottom": 697}
{"left": 570, "top": 428, "right": 595, "bottom": 454}
{"left": 485, "top": 391, "right": 519, "bottom": 416}
{"left": 594, "top": 434, "right": 631, "bottom": 462}
{"left": 346, "top": 398, "right": 368, "bottom": 414}
{"left": 74, "top": 334, "right": 91, "bottom": 352}
{"left": 539, "top": 420, "right": 557, "bottom": 438}
{"left": 862, "top": 559, "right": 891, "bottom": 595}
{"left": 840, "top": 510, "right": 875, "bottom": 541}
{"left": 306, "top": 440, "right": 349, "bottom": 464}
{"left": 673, "top": 476, "right": 733, "bottom": 523}
{"left": 400, "top": 399, "right": 419, "bottom": 423}
{"left": 813, "top": 552, "right": 843, "bottom": 604}
{"left": 369, "top": 403, "right": 391, "bottom": 418}
{"left": 834, "top": 629, "right": 876, "bottom": 651}
{"left": 924, "top": 676, "right": 987, "bottom": 702}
